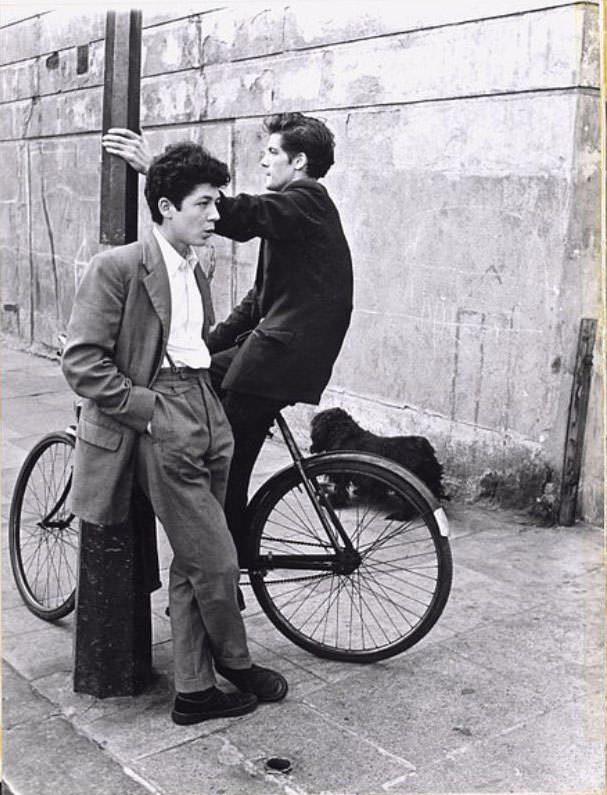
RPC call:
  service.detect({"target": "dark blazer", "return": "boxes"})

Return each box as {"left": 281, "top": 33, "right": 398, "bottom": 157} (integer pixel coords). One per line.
{"left": 62, "top": 231, "right": 215, "bottom": 525}
{"left": 209, "top": 178, "right": 353, "bottom": 405}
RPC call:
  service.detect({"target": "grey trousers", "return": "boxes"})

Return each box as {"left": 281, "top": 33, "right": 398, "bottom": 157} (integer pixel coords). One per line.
{"left": 135, "top": 368, "right": 252, "bottom": 693}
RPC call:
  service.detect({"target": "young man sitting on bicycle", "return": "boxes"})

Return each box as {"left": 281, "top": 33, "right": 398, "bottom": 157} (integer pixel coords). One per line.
{"left": 103, "top": 113, "right": 354, "bottom": 568}
{"left": 62, "top": 142, "right": 287, "bottom": 724}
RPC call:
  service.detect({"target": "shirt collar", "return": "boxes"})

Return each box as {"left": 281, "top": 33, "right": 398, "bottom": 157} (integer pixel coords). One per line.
{"left": 153, "top": 224, "right": 197, "bottom": 276}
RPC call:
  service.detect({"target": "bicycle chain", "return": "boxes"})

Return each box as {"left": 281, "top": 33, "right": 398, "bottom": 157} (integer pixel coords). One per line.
{"left": 261, "top": 537, "right": 330, "bottom": 548}
{"left": 242, "top": 571, "right": 333, "bottom": 586}
{"left": 247, "top": 538, "right": 321, "bottom": 584}
{"left": 246, "top": 536, "right": 367, "bottom": 584}
{"left": 247, "top": 536, "right": 331, "bottom": 584}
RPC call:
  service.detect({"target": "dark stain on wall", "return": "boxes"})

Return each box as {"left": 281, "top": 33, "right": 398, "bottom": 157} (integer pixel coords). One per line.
{"left": 46, "top": 51, "right": 60, "bottom": 70}
{"left": 77, "top": 44, "right": 89, "bottom": 75}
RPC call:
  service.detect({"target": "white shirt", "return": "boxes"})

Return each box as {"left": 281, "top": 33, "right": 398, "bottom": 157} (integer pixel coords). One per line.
{"left": 153, "top": 224, "right": 211, "bottom": 369}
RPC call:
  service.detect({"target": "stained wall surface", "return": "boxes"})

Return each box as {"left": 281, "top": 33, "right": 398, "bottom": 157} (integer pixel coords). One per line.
{"left": 0, "top": 1, "right": 602, "bottom": 522}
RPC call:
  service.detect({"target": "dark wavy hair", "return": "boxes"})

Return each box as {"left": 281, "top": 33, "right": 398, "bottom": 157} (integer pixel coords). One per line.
{"left": 145, "top": 142, "right": 230, "bottom": 224}
{"left": 264, "top": 112, "right": 335, "bottom": 178}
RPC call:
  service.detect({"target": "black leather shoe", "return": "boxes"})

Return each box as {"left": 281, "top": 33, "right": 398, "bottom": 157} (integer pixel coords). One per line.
{"left": 215, "top": 663, "right": 288, "bottom": 703}
{"left": 171, "top": 686, "right": 258, "bottom": 725}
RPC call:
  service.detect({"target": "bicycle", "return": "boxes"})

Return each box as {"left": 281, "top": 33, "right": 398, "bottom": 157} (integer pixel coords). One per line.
{"left": 10, "top": 395, "right": 453, "bottom": 663}
{"left": 9, "top": 423, "right": 78, "bottom": 622}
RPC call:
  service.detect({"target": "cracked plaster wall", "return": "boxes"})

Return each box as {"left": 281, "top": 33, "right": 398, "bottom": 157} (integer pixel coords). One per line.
{"left": 0, "top": 1, "right": 602, "bottom": 521}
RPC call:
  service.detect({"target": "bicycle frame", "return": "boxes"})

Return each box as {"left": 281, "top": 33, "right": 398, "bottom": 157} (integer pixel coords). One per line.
{"left": 251, "top": 414, "right": 361, "bottom": 573}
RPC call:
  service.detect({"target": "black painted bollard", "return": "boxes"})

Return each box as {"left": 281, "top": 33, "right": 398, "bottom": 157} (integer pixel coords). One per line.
{"left": 74, "top": 486, "right": 159, "bottom": 698}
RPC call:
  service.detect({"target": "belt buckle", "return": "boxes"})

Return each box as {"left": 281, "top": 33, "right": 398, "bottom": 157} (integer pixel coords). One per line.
{"left": 168, "top": 361, "right": 187, "bottom": 380}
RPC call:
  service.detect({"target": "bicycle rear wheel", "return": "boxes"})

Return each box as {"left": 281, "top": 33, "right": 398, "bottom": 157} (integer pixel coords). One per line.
{"left": 9, "top": 431, "right": 78, "bottom": 620}
{"left": 248, "top": 453, "right": 452, "bottom": 663}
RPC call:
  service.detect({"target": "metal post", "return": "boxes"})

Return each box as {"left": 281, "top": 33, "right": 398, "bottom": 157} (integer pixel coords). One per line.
{"left": 74, "top": 10, "right": 153, "bottom": 698}
{"left": 100, "top": 9, "right": 142, "bottom": 245}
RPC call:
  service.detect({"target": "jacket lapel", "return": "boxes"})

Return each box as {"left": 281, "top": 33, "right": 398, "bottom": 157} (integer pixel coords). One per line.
{"left": 141, "top": 232, "right": 171, "bottom": 350}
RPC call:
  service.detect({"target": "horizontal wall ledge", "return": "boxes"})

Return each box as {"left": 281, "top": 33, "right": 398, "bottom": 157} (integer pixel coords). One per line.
{"left": 0, "top": 3, "right": 598, "bottom": 103}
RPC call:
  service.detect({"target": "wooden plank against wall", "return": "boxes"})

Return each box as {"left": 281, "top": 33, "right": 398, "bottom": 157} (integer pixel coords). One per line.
{"left": 99, "top": 10, "right": 142, "bottom": 245}
{"left": 558, "top": 318, "right": 598, "bottom": 525}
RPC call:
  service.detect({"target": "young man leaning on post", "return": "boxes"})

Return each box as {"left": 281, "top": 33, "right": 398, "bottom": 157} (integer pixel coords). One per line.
{"left": 102, "top": 113, "right": 353, "bottom": 573}
{"left": 62, "top": 142, "right": 287, "bottom": 725}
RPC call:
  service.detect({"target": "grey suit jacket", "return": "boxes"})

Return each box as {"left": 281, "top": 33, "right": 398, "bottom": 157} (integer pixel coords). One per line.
{"left": 62, "top": 231, "right": 215, "bottom": 525}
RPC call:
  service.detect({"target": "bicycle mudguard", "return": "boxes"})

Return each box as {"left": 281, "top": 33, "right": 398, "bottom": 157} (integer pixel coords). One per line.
{"left": 246, "top": 450, "right": 450, "bottom": 537}
{"left": 325, "top": 451, "right": 451, "bottom": 538}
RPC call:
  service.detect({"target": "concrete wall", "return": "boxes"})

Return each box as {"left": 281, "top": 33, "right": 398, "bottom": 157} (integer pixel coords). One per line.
{"left": 0, "top": 1, "right": 602, "bottom": 523}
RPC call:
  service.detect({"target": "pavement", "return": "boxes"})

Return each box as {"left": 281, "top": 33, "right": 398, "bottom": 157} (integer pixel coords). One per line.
{"left": 1, "top": 343, "right": 605, "bottom": 795}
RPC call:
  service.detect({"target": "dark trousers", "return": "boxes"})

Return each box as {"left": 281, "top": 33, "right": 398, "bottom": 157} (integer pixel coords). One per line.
{"left": 210, "top": 347, "right": 286, "bottom": 559}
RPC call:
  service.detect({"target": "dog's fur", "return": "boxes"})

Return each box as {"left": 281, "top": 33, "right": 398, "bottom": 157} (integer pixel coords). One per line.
{"left": 310, "top": 407, "right": 447, "bottom": 504}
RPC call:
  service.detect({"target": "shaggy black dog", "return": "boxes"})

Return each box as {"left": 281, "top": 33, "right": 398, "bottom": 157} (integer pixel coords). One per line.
{"left": 310, "top": 407, "right": 447, "bottom": 510}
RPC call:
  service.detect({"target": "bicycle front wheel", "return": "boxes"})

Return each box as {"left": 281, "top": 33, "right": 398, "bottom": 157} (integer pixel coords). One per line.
{"left": 9, "top": 431, "right": 78, "bottom": 620}
{"left": 248, "top": 454, "right": 452, "bottom": 663}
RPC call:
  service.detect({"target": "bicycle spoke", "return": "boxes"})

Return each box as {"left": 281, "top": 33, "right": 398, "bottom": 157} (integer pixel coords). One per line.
{"left": 250, "top": 456, "right": 452, "bottom": 661}
{"left": 281, "top": 577, "right": 334, "bottom": 630}
{"left": 349, "top": 571, "right": 403, "bottom": 645}
{"left": 359, "top": 517, "right": 428, "bottom": 556}
{"left": 285, "top": 488, "right": 328, "bottom": 545}
{"left": 356, "top": 567, "right": 429, "bottom": 622}
{"left": 268, "top": 501, "right": 317, "bottom": 539}
{"left": 362, "top": 560, "right": 439, "bottom": 594}
{"left": 11, "top": 435, "right": 77, "bottom": 615}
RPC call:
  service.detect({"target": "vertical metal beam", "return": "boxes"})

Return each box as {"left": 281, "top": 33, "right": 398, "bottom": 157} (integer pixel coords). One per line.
{"left": 75, "top": 10, "right": 154, "bottom": 699}
{"left": 558, "top": 318, "right": 598, "bottom": 525}
{"left": 100, "top": 9, "right": 142, "bottom": 245}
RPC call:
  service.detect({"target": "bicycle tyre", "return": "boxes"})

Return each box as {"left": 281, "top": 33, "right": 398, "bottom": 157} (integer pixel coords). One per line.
{"left": 248, "top": 452, "right": 452, "bottom": 663}
{"left": 9, "top": 430, "right": 78, "bottom": 621}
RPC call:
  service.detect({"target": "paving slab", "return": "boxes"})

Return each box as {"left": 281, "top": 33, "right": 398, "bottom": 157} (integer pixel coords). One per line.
{"left": 2, "top": 663, "right": 153, "bottom": 795}
{"left": 1, "top": 395, "right": 72, "bottom": 427}
{"left": 2, "top": 661, "right": 58, "bottom": 730}
{"left": 436, "top": 563, "right": 546, "bottom": 635}
{"left": 451, "top": 522, "right": 603, "bottom": 590}
{"left": 1, "top": 438, "right": 35, "bottom": 470}
{"left": 0, "top": 370, "right": 70, "bottom": 399}
{"left": 1, "top": 426, "right": 22, "bottom": 441}
{"left": 2, "top": 601, "right": 73, "bottom": 639}
{"left": 399, "top": 698, "right": 604, "bottom": 794}
{"left": 443, "top": 603, "right": 605, "bottom": 679}
{"left": 2, "top": 618, "right": 73, "bottom": 681}
{"left": 301, "top": 643, "right": 554, "bottom": 765}
{"left": 131, "top": 699, "right": 417, "bottom": 795}
{"left": 449, "top": 700, "right": 604, "bottom": 793}
{"left": 90, "top": 685, "right": 295, "bottom": 768}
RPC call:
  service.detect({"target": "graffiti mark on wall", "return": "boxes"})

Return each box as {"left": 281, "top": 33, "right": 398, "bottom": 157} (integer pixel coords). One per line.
{"left": 74, "top": 236, "right": 93, "bottom": 287}
{"left": 450, "top": 308, "right": 486, "bottom": 424}
{"left": 38, "top": 165, "right": 60, "bottom": 321}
